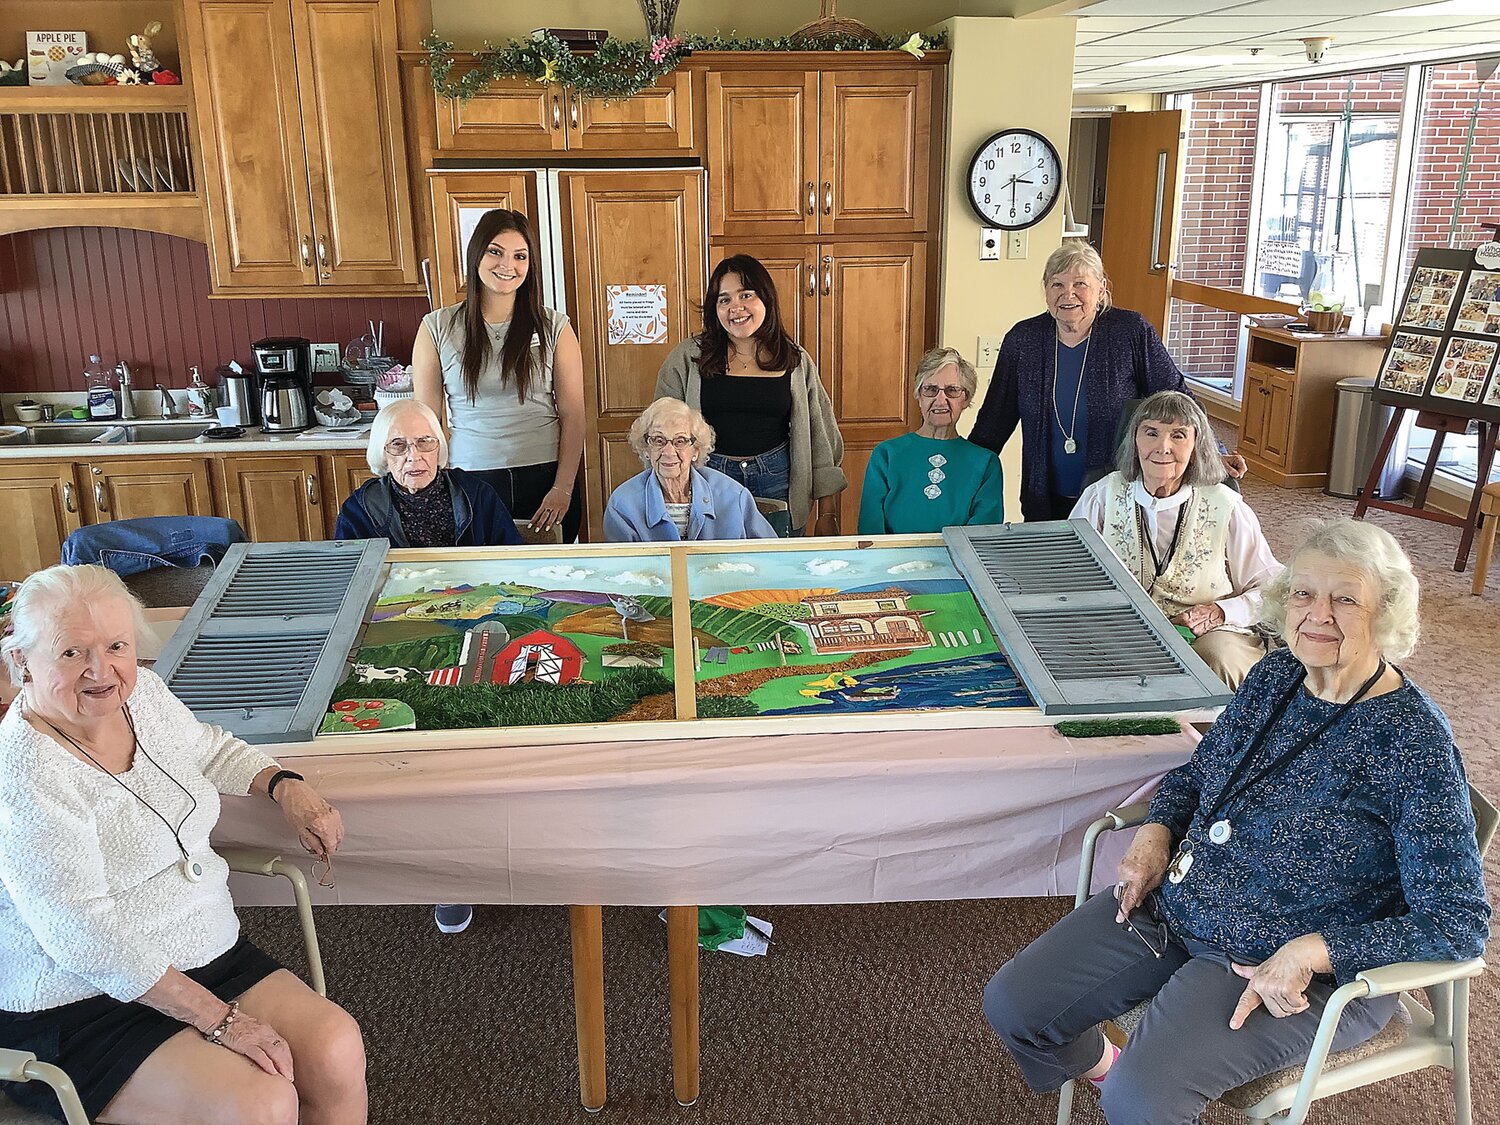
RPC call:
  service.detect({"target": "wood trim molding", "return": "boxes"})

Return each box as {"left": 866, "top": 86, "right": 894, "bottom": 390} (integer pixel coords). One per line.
{"left": 0, "top": 199, "right": 207, "bottom": 242}
{"left": 1170, "top": 280, "right": 1299, "bottom": 318}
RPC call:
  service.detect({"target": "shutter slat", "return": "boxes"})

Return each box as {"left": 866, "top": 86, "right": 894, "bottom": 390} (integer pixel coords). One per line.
{"left": 153, "top": 540, "right": 388, "bottom": 743}
{"left": 945, "top": 521, "right": 1234, "bottom": 715}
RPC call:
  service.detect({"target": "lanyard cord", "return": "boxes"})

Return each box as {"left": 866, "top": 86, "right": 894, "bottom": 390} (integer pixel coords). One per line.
{"left": 1135, "top": 497, "right": 1190, "bottom": 586}
{"left": 35, "top": 706, "right": 199, "bottom": 864}
{"left": 1201, "top": 659, "right": 1387, "bottom": 829}
{"left": 1051, "top": 332, "right": 1090, "bottom": 447}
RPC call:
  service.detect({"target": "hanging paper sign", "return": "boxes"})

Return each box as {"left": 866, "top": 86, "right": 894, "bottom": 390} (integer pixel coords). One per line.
{"left": 1475, "top": 242, "right": 1500, "bottom": 271}
{"left": 607, "top": 284, "right": 668, "bottom": 345}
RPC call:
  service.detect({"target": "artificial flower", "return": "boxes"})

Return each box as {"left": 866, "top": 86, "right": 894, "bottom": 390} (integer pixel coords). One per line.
{"left": 899, "top": 33, "right": 926, "bottom": 59}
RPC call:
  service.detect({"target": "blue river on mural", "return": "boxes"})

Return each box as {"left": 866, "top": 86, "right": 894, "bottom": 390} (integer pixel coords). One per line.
{"left": 760, "top": 651, "right": 1032, "bottom": 715}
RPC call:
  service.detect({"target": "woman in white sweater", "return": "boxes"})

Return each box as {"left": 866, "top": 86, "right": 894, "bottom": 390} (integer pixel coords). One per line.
{"left": 0, "top": 565, "right": 364, "bottom": 1125}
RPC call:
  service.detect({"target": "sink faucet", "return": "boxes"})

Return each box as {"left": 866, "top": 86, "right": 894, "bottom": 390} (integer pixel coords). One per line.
{"left": 115, "top": 361, "right": 137, "bottom": 420}
{"left": 155, "top": 384, "right": 179, "bottom": 419}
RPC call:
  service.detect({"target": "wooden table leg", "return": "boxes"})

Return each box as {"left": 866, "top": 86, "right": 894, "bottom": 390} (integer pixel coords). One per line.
{"left": 1456, "top": 422, "right": 1500, "bottom": 571}
{"left": 569, "top": 905, "right": 606, "bottom": 1113}
{"left": 665, "top": 906, "right": 700, "bottom": 1107}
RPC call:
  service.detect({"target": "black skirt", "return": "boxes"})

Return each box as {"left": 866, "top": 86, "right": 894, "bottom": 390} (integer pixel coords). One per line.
{"left": 1, "top": 938, "right": 280, "bottom": 1122}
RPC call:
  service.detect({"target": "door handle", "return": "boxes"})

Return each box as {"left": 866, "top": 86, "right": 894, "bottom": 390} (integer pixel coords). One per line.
{"left": 807, "top": 181, "right": 815, "bottom": 215}
{"left": 823, "top": 181, "right": 832, "bottom": 215}
{"left": 1150, "top": 149, "right": 1170, "bottom": 272}
{"left": 821, "top": 255, "right": 832, "bottom": 296}
{"left": 569, "top": 93, "right": 580, "bottom": 129}
{"left": 300, "top": 237, "right": 312, "bottom": 267}
{"left": 93, "top": 481, "right": 108, "bottom": 512}
{"left": 62, "top": 482, "right": 76, "bottom": 513}
{"left": 552, "top": 94, "right": 562, "bottom": 130}
{"left": 306, "top": 473, "right": 319, "bottom": 505}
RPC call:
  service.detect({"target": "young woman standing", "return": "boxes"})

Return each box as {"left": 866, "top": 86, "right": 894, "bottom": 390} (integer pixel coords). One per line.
{"left": 413, "top": 209, "right": 586, "bottom": 542}
{"left": 656, "top": 255, "right": 846, "bottom": 537}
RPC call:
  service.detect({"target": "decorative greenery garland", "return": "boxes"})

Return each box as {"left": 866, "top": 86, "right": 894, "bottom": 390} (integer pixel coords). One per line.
{"left": 424, "top": 29, "right": 948, "bottom": 102}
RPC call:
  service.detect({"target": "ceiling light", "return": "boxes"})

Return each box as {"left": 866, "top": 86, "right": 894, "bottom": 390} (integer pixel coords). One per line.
{"left": 1301, "top": 36, "right": 1334, "bottom": 63}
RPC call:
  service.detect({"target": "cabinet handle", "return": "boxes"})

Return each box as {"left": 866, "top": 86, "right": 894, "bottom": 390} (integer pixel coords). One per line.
{"left": 300, "top": 237, "right": 312, "bottom": 267}
{"left": 62, "top": 482, "right": 76, "bottom": 513}
{"left": 823, "top": 181, "right": 832, "bottom": 215}
{"left": 806, "top": 268, "right": 816, "bottom": 298}
{"left": 552, "top": 94, "right": 562, "bottom": 129}
{"left": 93, "top": 481, "right": 108, "bottom": 512}
{"left": 306, "top": 473, "right": 319, "bottom": 505}
{"left": 822, "top": 255, "right": 832, "bottom": 296}
{"left": 316, "top": 236, "right": 328, "bottom": 267}
{"left": 569, "top": 93, "right": 580, "bottom": 129}
{"left": 807, "top": 181, "right": 815, "bottom": 215}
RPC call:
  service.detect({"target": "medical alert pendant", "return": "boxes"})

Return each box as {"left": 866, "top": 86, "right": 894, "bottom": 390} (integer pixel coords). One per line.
{"left": 1064, "top": 438, "right": 1077, "bottom": 455}
{"left": 183, "top": 858, "right": 205, "bottom": 883}
{"left": 924, "top": 484, "right": 943, "bottom": 500}
{"left": 1209, "top": 819, "right": 1232, "bottom": 845}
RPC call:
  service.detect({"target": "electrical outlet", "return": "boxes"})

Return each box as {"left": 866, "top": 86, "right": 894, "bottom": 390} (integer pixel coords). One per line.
{"left": 979, "top": 228, "right": 1002, "bottom": 261}
{"left": 977, "top": 336, "right": 1004, "bottom": 371}
{"left": 310, "top": 342, "right": 341, "bottom": 374}
{"left": 1007, "top": 230, "right": 1029, "bottom": 260}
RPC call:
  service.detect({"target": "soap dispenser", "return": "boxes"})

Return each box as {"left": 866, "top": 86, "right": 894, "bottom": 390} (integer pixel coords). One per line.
{"left": 186, "top": 366, "right": 216, "bottom": 418}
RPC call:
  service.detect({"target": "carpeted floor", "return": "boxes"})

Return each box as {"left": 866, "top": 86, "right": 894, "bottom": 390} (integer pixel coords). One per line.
{"left": 241, "top": 469, "right": 1500, "bottom": 1125}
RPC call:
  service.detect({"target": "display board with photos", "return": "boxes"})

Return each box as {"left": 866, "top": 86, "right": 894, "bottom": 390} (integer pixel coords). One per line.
{"left": 1375, "top": 246, "right": 1500, "bottom": 420}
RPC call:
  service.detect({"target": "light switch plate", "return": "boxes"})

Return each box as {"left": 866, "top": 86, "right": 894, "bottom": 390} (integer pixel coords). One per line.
{"left": 310, "top": 342, "right": 341, "bottom": 374}
{"left": 977, "top": 336, "right": 1004, "bottom": 371}
{"left": 980, "top": 228, "right": 1002, "bottom": 261}
{"left": 1007, "top": 230, "right": 1028, "bottom": 259}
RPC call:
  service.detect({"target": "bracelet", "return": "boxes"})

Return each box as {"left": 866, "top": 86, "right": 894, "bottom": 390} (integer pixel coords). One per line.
{"left": 202, "top": 1000, "right": 239, "bottom": 1045}
{"left": 266, "top": 769, "right": 305, "bottom": 803}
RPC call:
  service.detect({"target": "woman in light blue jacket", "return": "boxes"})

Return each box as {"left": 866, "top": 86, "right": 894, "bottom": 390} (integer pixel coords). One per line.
{"left": 604, "top": 398, "right": 776, "bottom": 543}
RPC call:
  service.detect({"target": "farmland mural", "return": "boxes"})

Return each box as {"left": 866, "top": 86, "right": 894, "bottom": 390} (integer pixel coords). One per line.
{"left": 685, "top": 547, "right": 1032, "bottom": 718}
{"left": 321, "top": 554, "right": 677, "bottom": 733}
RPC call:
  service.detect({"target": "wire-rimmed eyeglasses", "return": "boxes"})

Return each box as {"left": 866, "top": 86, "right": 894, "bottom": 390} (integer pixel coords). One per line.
{"left": 384, "top": 435, "right": 440, "bottom": 458}
{"left": 312, "top": 857, "right": 336, "bottom": 889}
{"left": 918, "top": 383, "right": 970, "bottom": 400}
{"left": 646, "top": 434, "right": 697, "bottom": 449}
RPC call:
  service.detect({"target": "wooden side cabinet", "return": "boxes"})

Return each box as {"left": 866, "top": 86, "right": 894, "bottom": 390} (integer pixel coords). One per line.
{"left": 84, "top": 459, "right": 214, "bottom": 522}
{"left": 1239, "top": 328, "right": 1388, "bottom": 487}
{"left": 0, "top": 461, "right": 83, "bottom": 576}
{"left": 214, "top": 454, "right": 329, "bottom": 542}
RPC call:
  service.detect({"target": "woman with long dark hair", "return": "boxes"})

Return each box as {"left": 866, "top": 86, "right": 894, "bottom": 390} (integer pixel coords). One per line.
{"left": 412, "top": 209, "right": 586, "bottom": 541}
{"left": 656, "top": 254, "right": 846, "bottom": 536}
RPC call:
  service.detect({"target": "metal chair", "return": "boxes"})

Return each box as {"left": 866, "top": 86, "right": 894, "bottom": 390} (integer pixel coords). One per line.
{"left": 0, "top": 849, "right": 325, "bottom": 1125}
{"left": 1055, "top": 786, "right": 1495, "bottom": 1125}
{"left": 753, "top": 496, "right": 792, "bottom": 538}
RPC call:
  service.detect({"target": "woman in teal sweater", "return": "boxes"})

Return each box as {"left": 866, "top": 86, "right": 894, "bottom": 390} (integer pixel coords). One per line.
{"left": 858, "top": 347, "right": 1004, "bottom": 535}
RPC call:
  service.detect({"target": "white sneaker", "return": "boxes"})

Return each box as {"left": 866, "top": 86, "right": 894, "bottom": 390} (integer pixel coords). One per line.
{"left": 434, "top": 904, "right": 473, "bottom": 933}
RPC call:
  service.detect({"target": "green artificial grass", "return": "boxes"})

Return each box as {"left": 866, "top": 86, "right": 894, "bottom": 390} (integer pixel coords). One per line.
{"left": 1054, "top": 717, "right": 1183, "bottom": 738}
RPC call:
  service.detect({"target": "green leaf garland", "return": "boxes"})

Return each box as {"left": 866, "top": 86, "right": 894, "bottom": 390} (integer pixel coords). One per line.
{"left": 424, "top": 29, "right": 947, "bottom": 102}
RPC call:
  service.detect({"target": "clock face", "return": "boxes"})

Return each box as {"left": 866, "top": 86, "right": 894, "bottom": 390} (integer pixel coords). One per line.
{"left": 967, "top": 129, "right": 1062, "bottom": 231}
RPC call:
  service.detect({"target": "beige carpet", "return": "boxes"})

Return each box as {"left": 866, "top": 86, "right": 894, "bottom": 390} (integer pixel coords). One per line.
{"left": 240, "top": 471, "right": 1500, "bottom": 1125}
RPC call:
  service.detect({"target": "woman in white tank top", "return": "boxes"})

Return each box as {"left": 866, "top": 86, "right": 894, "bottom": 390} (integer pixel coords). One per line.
{"left": 412, "top": 209, "right": 586, "bottom": 542}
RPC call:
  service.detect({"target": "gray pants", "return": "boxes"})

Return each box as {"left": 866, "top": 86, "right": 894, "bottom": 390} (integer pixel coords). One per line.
{"left": 982, "top": 891, "right": 1398, "bottom": 1125}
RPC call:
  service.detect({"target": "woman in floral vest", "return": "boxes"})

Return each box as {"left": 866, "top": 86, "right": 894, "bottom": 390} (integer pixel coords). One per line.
{"left": 1071, "top": 391, "right": 1281, "bottom": 687}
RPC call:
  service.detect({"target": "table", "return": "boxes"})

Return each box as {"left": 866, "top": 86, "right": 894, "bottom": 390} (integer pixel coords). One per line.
{"left": 215, "top": 723, "right": 1197, "bottom": 1109}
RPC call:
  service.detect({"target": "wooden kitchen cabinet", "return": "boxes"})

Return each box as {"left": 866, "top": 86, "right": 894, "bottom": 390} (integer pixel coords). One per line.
{"left": 427, "top": 171, "right": 539, "bottom": 308}
{"left": 328, "top": 453, "right": 377, "bottom": 515}
{"left": 0, "top": 461, "right": 83, "bottom": 576}
{"left": 1239, "top": 328, "right": 1387, "bottom": 487}
{"left": 214, "top": 454, "right": 329, "bottom": 542}
{"left": 706, "top": 67, "right": 932, "bottom": 238}
{"left": 84, "top": 458, "right": 214, "bottom": 522}
{"left": 187, "top": 0, "right": 417, "bottom": 294}
{"left": 435, "top": 71, "right": 695, "bottom": 156}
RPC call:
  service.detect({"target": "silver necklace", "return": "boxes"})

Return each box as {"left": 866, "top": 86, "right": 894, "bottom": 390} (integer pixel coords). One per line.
{"left": 1052, "top": 331, "right": 1091, "bottom": 456}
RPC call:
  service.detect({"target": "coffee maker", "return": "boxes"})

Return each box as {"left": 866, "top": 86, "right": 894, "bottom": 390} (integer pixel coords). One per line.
{"left": 251, "top": 336, "right": 312, "bottom": 432}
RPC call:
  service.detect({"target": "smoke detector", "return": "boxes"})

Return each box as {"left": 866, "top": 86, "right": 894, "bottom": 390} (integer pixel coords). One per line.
{"left": 1301, "top": 36, "right": 1334, "bottom": 64}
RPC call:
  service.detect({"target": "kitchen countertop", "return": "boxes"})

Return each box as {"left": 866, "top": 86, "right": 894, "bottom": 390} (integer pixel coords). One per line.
{"left": 0, "top": 423, "right": 371, "bottom": 460}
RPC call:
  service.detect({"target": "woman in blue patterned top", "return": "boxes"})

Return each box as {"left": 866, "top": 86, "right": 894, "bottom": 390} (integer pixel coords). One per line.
{"left": 982, "top": 519, "right": 1488, "bottom": 1125}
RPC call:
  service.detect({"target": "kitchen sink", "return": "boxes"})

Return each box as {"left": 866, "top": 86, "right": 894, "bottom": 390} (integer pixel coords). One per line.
{"left": 2, "top": 422, "right": 213, "bottom": 446}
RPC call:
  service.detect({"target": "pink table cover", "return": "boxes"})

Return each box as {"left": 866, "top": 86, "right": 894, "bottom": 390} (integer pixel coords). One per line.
{"left": 215, "top": 724, "right": 1198, "bottom": 907}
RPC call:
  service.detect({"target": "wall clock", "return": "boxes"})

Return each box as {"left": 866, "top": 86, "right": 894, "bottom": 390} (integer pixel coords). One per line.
{"left": 966, "top": 128, "right": 1062, "bottom": 231}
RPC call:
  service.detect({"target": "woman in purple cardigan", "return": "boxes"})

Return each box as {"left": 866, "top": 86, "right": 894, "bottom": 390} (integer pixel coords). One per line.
{"left": 970, "top": 242, "right": 1192, "bottom": 522}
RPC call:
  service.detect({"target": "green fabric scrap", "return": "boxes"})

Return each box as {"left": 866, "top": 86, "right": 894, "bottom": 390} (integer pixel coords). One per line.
{"left": 697, "top": 905, "right": 747, "bottom": 950}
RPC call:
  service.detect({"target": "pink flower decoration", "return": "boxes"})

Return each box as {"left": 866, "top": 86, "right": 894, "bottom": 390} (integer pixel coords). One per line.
{"left": 648, "top": 36, "right": 683, "bottom": 64}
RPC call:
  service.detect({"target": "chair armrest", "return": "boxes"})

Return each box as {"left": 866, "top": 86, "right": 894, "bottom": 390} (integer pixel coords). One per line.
{"left": 219, "top": 846, "right": 282, "bottom": 877}
{"left": 1355, "top": 957, "right": 1486, "bottom": 997}
{"left": 1075, "top": 802, "right": 1155, "bottom": 907}
{"left": 1103, "top": 801, "right": 1152, "bottom": 831}
{"left": 218, "top": 847, "right": 326, "bottom": 998}
{"left": 0, "top": 1049, "right": 90, "bottom": 1125}
{"left": 0, "top": 1047, "right": 37, "bottom": 1082}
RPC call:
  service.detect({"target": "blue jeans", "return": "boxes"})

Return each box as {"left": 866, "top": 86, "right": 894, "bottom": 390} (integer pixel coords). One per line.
{"left": 708, "top": 442, "right": 792, "bottom": 536}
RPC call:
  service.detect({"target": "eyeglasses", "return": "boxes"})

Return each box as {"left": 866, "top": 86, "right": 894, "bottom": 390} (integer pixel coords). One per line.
{"left": 1116, "top": 891, "right": 1167, "bottom": 959}
{"left": 312, "top": 856, "right": 336, "bottom": 889}
{"left": 647, "top": 435, "right": 697, "bottom": 449}
{"left": 918, "top": 384, "right": 971, "bottom": 400}
{"left": 384, "top": 436, "right": 440, "bottom": 458}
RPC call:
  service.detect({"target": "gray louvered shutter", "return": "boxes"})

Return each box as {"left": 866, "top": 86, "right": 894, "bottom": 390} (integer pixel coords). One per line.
{"left": 944, "top": 520, "right": 1233, "bottom": 715}
{"left": 153, "top": 540, "right": 388, "bottom": 743}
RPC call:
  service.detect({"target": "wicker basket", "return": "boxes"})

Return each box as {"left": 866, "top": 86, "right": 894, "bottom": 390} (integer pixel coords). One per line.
{"left": 794, "top": 1, "right": 881, "bottom": 43}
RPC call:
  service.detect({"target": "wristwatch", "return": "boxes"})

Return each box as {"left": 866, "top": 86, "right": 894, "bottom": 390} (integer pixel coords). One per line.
{"left": 266, "top": 769, "right": 305, "bottom": 802}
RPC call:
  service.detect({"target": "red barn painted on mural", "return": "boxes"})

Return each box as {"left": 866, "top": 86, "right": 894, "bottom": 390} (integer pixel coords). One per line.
{"left": 493, "top": 629, "right": 584, "bottom": 685}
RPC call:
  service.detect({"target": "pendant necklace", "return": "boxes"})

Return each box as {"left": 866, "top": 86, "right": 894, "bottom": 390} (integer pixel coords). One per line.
{"left": 1052, "top": 330, "right": 1090, "bottom": 456}
{"left": 1135, "top": 497, "right": 1190, "bottom": 595}
{"left": 35, "top": 706, "right": 205, "bottom": 883}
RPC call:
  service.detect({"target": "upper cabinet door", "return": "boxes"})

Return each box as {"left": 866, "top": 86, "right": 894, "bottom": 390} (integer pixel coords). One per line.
{"left": 820, "top": 70, "right": 932, "bottom": 235}
{"left": 569, "top": 73, "right": 696, "bottom": 154}
{"left": 711, "top": 241, "right": 819, "bottom": 350}
{"left": 427, "top": 171, "right": 538, "bottom": 309}
{"left": 434, "top": 74, "right": 569, "bottom": 154}
{"left": 292, "top": 0, "right": 417, "bottom": 288}
{"left": 187, "top": 0, "right": 318, "bottom": 290}
{"left": 706, "top": 70, "right": 818, "bottom": 238}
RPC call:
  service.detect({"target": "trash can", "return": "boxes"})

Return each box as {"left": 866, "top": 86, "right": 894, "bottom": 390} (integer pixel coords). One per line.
{"left": 1326, "top": 377, "right": 1410, "bottom": 500}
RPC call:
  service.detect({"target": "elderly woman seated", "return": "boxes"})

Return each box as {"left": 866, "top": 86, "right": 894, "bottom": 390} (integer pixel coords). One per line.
{"left": 334, "top": 398, "right": 522, "bottom": 547}
{"left": 604, "top": 397, "right": 776, "bottom": 542}
{"left": 1071, "top": 391, "right": 1279, "bottom": 688}
{"left": 982, "top": 519, "right": 1489, "bottom": 1125}
{"left": 857, "top": 346, "right": 1004, "bottom": 535}
{"left": 0, "top": 565, "right": 365, "bottom": 1125}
